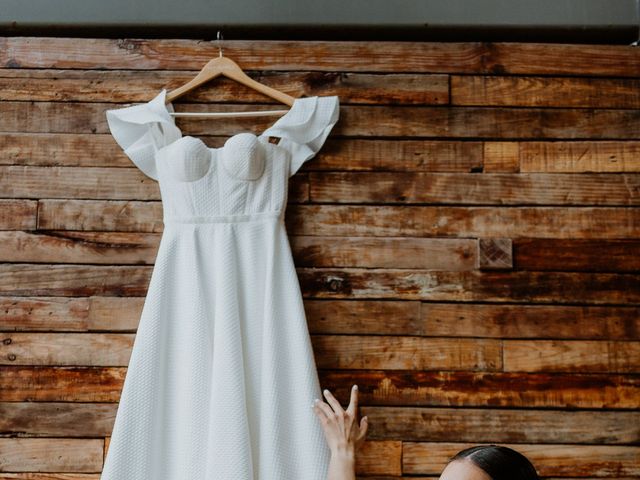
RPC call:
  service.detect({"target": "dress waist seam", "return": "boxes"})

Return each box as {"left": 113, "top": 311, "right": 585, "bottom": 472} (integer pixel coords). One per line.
{"left": 163, "top": 211, "right": 284, "bottom": 224}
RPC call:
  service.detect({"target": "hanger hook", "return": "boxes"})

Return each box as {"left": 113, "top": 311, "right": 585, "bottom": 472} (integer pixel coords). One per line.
{"left": 217, "top": 30, "right": 224, "bottom": 57}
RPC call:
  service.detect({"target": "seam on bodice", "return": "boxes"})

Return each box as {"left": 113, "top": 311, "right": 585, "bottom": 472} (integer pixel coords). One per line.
{"left": 163, "top": 210, "right": 284, "bottom": 224}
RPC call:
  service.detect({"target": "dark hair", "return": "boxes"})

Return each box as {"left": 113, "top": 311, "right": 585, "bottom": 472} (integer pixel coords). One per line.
{"left": 449, "top": 445, "right": 539, "bottom": 480}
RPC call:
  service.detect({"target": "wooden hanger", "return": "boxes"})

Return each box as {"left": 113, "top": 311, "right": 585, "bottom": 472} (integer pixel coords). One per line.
{"left": 165, "top": 31, "right": 296, "bottom": 118}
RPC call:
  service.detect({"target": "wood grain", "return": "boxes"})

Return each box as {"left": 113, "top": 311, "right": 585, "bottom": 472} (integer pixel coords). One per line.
{"left": 362, "top": 406, "right": 640, "bottom": 444}
{"left": 1, "top": 38, "right": 639, "bottom": 477}
{"left": 0, "top": 403, "right": 117, "bottom": 437}
{"left": 403, "top": 442, "right": 640, "bottom": 476}
{"left": 0, "top": 438, "right": 103, "bottom": 472}
{"left": 514, "top": 238, "right": 640, "bottom": 272}
{"left": 2, "top": 39, "right": 639, "bottom": 76}
{"left": 313, "top": 336, "right": 502, "bottom": 371}
{"left": 504, "top": 340, "right": 640, "bottom": 373}
{"left": 0, "top": 366, "right": 125, "bottom": 402}
{"left": 451, "top": 75, "right": 640, "bottom": 108}
{"left": 420, "top": 303, "right": 640, "bottom": 340}
{"left": 308, "top": 172, "right": 640, "bottom": 205}
{"left": 318, "top": 370, "right": 640, "bottom": 409}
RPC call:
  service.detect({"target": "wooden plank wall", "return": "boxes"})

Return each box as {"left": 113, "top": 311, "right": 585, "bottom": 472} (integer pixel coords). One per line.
{"left": 0, "top": 37, "right": 639, "bottom": 478}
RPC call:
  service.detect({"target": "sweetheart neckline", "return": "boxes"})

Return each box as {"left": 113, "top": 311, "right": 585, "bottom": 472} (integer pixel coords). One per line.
{"left": 158, "top": 133, "right": 273, "bottom": 184}
{"left": 171, "top": 132, "right": 270, "bottom": 152}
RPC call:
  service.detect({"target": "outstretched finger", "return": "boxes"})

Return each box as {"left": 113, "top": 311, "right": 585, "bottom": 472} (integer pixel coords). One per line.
{"left": 356, "top": 415, "right": 369, "bottom": 442}
{"left": 346, "top": 384, "right": 359, "bottom": 415}
{"left": 322, "top": 388, "right": 346, "bottom": 417}
{"left": 312, "top": 399, "right": 333, "bottom": 422}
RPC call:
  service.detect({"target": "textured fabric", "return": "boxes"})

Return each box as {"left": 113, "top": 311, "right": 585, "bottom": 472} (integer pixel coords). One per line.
{"left": 101, "top": 89, "right": 340, "bottom": 480}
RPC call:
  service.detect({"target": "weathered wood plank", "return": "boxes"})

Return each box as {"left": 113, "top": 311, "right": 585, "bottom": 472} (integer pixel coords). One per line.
{"left": 362, "top": 406, "right": 640, "bottom": 444}
{"left": 0, "top": 231, "right": 160, "bottom": 265}
{"left": 0, "top": 438, "right": 103, "bottom": 472}
{"left": 483, "top": 140, "right": 640, "bottom": 174}
{"left": 313, "top": 336, "right": 501, "bottom": 371}
{"left": 291, "top": 236, "right": 477, "bottom": 270}
{"left": 0, "top": 296, "right": 142, "bottom": 332}
{"left": 0, "top": 167, "right": 158, "bottom": 200}
{"left": 488, "top": 43, "right": 640, "bottom": 77}
{"left": 355, "top": 441, "right": 402, "bottom": 476}
{"left": 2, "top": 39, "right": 639, "bottom": 76}
{"left": 451, "top": 75, "right": 640, "bottom": 108}
{"left": 305, "top": 300, "right": 422, "bottom": 335}
{"left": 287, "top": 206, "right": 640, "bottom": 239}
{"left": 86, "top": 297, "right": 143, "bottom": 331}
{"left": 421, "top": 303, "right": 640, "bottom": 340}
{"left": 504, "top": 340, "right": 640, "bottom": 374}
{"left": 0, "top": 265, "right": 152, "bottom": 297}
{"left": 37, "top": 200, "right": 164, "bottom": 232}
{"left": 319, "top": 370, "right": 640, "bottom": 409}
{"left": 403, "top": 442, "right": 640, "bottom": 477}
{"left": 0, "top": 402, "right": 116, "bottom": 437}
{"left": 0, "top": 200, "right": 36, "bottom": 231}
{"left": 483, "top": 141, "right": 520, "bottom": 173}
{"left": 297, "top": 268, "right": 640, "bottom": 304}
{"left": 520, "top": 141, "right": 640, "bottom": 173}
{"left": 0, "top": 296, "right": 91, "bottom": 331}
{"left": 0, "top": 333, "right": 134, "bottom": 366}
{"left": 309, "top": 172, "right": 640, "bottom": 205}
{"left": 0, "top": 366, "right": 125, "bottom": 402}
{"left": 0, "top": 132, "right": 132, "bottom": 167}
{"left": 514, "top": 238, "right": 640, "bottom": 272}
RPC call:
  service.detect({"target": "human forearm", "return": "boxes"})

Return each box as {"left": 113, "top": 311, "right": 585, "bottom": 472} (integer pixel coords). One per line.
{"left": 326, "top": 449, "right": 355, "bottom": 480}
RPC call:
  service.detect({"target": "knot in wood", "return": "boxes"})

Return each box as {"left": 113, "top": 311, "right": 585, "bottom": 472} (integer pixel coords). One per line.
{"left": 326, "top": 276, "right": 344, "bottom": 292}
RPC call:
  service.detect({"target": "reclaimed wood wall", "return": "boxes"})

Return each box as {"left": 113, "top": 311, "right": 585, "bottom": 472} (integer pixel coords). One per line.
{"left": 0, "top": 37, "right": 639, "bottom": 478}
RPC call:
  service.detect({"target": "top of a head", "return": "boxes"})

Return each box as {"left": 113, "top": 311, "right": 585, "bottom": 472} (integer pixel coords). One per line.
{"left": 450, "top": 445, "right": 540, "bottom": 480}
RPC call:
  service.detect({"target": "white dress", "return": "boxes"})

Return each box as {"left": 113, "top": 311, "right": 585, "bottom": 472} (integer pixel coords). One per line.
{"left": 101, "top": 89, "right": 340, "bottom": 480}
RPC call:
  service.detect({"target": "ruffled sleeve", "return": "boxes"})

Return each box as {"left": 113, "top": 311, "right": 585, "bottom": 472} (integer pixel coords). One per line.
{"left": 105, "top": 89, "right": 182, "bottom": 180}
{"left": 261, "top": 95, "right": 339, "bottom": 177}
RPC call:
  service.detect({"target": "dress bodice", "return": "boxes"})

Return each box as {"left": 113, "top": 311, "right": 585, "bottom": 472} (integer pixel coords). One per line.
{"left": 105, "top": 89, "right": 340, "bottom": 221}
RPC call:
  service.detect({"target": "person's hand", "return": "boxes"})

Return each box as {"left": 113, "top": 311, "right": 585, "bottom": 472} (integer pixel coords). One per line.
{"left": 312, "top": 384, "right": 369, "bottom": 456}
